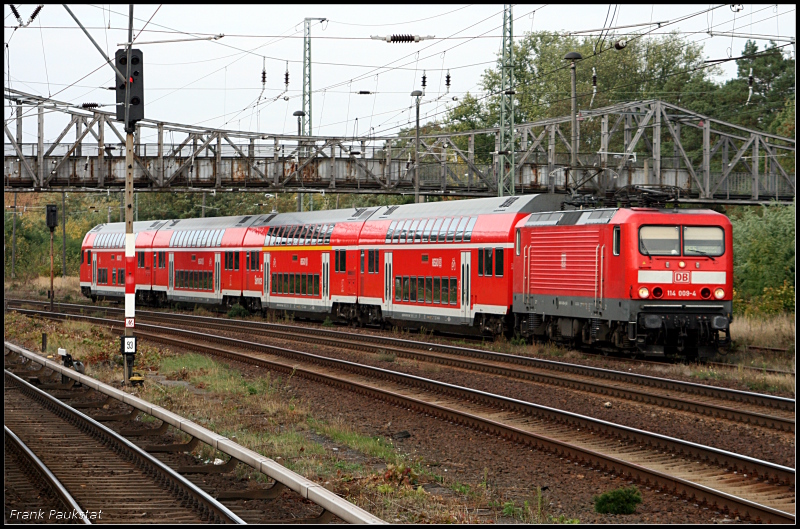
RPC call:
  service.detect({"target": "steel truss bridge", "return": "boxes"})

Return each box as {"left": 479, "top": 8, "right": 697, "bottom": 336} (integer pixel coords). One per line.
{"left": 4, "top": 88, "right": 795, "bottom": 204}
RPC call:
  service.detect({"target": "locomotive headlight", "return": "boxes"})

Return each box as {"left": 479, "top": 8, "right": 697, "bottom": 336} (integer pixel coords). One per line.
{"left": 714, "top": 288, "right": 725, "bottom": 299}
{"left": 638, "top": 286, "right": 649, "bottom": 299}
{"left": 678, "top": 261, "right": 686, "bottom": 268}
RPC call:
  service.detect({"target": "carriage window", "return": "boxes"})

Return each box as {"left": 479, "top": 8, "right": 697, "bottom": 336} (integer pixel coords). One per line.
{"left": 412, "top": 220, "right": 422, "bottom": 243}
{"left": 450, "top": 278, "right": 458, "bottom": 304}
{"left": 446, "top": 218, "right": 459, "bottom": 242}
{"left": 393, "top": 220, "right": 405, "bottom": 243}
{"left": 463, "top": 217, "right": 477, "bottom": 242}
{"left": 112, "top": 268, "right": 116, "bottom": 285}
{"left": 454, "top": 217, "right": 469, "bottom": 242}
{"left": 234, "top": 252, "right": 239, "bottom": 271}
{"left": 301, "top": 274, "right": 307, "bottom": 295}
{"left": 516, "top": 230, "right": 521, "bottom": 255}
{"left": 478, "top": 248, "right": 484, "bottom": 276}
{"left": 415, "top": 219, "right": 426, "bottom": 242}
{"left": 361, "top": 250, "right": 365, "bottom": 273}
{"left": 410, "top": 277, "right": 417, "bottom": 302}
{"left": 437, "top": 218, "right": 451, "bottom": 242}
{"left": 440, "top": 278, "right": 448, "bottom": 304}
{"left": 297, "top": 226, "right": 307, "bottom": 245}
{"left": 394, "top": 276, "right": 401, "bottom": 301}
{"left": 425, "top": 277, "right": 433, "bottom": 303}
{"left": 87, "top": 250, "right": 91, "bottom": 263}
{"left": 433, "top": 277, "right": 441, "bottom": 303}
{"left": 429, "top": 218, "right": 443, "bottom": 242}
{"left": 683, "top": 226, "right": 724, "bottom": 257}
{"left": 324, "top": 224, "right": 334, "bottom": 244}
{"left": 314, "top": 275, "right": 320, "bottom": 295}
{"left": 485, "top": 248, "right": 493, "bottom": 276}
{"left": 386, "top": 221, "right": 397, "bottom": 243}
{"left": 613, "top": 226, "right": 620, "bottom": 256}
{"left": 398, "top": 220, "right": 410, "bottom": 243}
{"left": 639, "top": 226, "right": 680, "bottom": 256}
{"left": 402, "top": 276, "right": 410, "bottom": 301}
{"left": 495, "top": 247, "right": 504, "bottom": 277}
{"left": 309, "top": 225, "right": 319, "bottom": 245}
{"left": 417, "top": 278, "right": 425, "bottom": 303}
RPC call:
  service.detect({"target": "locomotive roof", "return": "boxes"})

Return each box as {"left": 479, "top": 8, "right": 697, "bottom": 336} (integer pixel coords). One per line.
{"left": 367, "top": 194, "right": 564, "bottom": 222}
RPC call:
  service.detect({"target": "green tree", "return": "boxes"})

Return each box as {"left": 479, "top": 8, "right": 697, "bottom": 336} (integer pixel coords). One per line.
{"left": 731, "top": 203, "right": 795, "bottom": 299}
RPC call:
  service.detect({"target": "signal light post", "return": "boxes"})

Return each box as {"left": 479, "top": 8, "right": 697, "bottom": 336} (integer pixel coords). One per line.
{"left": 64, "top": 4, "right": 143, "bottom": 384}
{"left": 46, "top": 205, "right": 58, "bottom": 312}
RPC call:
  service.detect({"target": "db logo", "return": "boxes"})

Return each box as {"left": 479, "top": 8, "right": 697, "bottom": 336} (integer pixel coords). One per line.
{"left": 451, "top": 258, "right": 456, "bottom": 270}
{"left": 674, "top": 272, "right": 690, "bottom": 283}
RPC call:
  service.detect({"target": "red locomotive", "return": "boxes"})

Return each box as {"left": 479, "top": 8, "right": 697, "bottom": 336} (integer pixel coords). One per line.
{"left": 80, "top": 195, "right": 732, "bottom": 358}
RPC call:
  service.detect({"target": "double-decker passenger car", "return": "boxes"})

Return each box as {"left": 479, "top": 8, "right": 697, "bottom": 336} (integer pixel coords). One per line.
{"left": 81, "top": 196, "right": 733, "bottom": 358}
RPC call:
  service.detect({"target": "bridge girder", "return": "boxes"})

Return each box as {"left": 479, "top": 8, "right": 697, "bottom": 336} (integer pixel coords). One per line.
{"left": 4, "top": 89, "right": 795, "bottom": 203}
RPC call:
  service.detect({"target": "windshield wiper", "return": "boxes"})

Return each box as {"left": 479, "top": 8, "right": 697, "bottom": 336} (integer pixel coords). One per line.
{"left": 688, "top": 250, "right": 716, "bottom": 261}
{"left": 639, "top": 242, "right": 652, "bottom": 260}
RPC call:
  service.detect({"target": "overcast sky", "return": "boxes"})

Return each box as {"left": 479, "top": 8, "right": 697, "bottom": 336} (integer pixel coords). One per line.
{"left": 4, "top": 4, "right": 796, "bottom": 144}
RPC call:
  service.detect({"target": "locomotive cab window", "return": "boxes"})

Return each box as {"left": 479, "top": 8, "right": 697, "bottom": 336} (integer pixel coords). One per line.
{"left": 639, "top": 225, "right": 679, "bottom": 256}
{"left": 683, "top": 226, "right": 724, "bottom": 257}
{"left": 613, "top": 226, "right": 620, "bottom": 256}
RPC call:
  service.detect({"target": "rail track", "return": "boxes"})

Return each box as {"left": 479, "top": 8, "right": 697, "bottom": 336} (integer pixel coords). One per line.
{"left": 7, "top": 298, "right": 795, "bottom": 377}
{"left": 4, "top": 369, "right": 244, "bottom": 524}
{"left": 4, "top": 344, "right": 385, "bottom": 525}
{"left": 9, "top": 301, "right": 795, "bottom": 433}
{"left": 6, "top": 308, "right": 794, "bottom": 523}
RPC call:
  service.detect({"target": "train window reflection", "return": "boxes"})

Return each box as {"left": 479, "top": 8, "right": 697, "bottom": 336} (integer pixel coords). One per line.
{"left": 683, "top": 226, "right": 724, "bottom": 257}
{"left": 639, "top": 226, "right": 680, "bottom": 256}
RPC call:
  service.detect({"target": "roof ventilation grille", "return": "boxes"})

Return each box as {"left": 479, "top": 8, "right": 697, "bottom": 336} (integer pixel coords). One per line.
{"left": 237, "top": 216, "right": 252, "bottom": 224}
{"left": 384, "top": 205, "right": 400, "bottom": 216}
{"left": 263, "top": 213, "right": 277, "bottom": 223}
{"left": 499, "top": 196, "right": 520, "bottom": 208}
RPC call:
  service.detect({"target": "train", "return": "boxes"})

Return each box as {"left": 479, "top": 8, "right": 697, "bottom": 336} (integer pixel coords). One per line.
{"left": 80, "top": 195, "right": 733, "bottom": 359}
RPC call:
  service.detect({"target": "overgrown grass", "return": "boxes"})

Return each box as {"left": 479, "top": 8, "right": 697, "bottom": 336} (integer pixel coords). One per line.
{"left": 730, "top": 313, "right": 796, "bottom": 351}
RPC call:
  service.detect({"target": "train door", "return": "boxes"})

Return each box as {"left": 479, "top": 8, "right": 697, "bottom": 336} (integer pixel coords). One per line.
{"left": 168, "top": 253, "right": 174, "bottom": 296}
{"left": 321, "top": 252, "right": 331, "bottom": 310}
{"left": 92, "top": 253, "right": 97, "bottom": 288}
{"left": 460, "top": 251, "right": 472, "bottom": 324}
{"left": 383, "top": 251, "right": 393, "bottom": 315}
{"left": 214, "top": 253, "right": 221, "bottom": 300}
{"left": 262, "top": 252, "right": 270, "bottom": 306}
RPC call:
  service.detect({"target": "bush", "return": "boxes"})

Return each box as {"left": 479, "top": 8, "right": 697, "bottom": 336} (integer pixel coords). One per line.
{"left": 227, "top": 304, "right": 249, "bottom": 319}
{"left": 593, "top": 486, "right": 642, "bottom": 514}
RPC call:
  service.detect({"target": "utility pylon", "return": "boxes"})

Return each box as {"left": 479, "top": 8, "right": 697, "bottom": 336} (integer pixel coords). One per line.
{"left": 498, "top": 4, "right": 515, "bottom": 197}
{"left": 302, "top": 17, "right": 327, "bottom": 137}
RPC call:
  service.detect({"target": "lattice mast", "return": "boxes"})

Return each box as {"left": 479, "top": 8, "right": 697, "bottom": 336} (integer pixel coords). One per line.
{"left": 499, "top": 4, "right": 515, "bottom": 196}
{"left": 302, "top": 18, "right": 327, "bottom": 136}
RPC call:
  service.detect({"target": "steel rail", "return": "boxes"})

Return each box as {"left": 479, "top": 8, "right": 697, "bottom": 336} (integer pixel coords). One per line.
{"left": 9, "top": 308, "right": 792, "bottom": 522}
{"left": 9, "top": 300, "right": 794, "bottom": 409}
{"left": 126, "top": 311, "right": 795, "bottom": 431}
{"left": 131, "top": 326, "right": 795, "bottom": 524}
{"left": 4, "top": 425, "right": 91, "bottom": 525}
{"left": 3, "top": 369, "right": 246, "bottom": 525}
{"left": 3, "top": 340, "right": 387, "bottom": 525}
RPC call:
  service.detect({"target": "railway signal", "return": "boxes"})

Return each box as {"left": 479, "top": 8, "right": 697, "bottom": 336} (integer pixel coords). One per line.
{"left": 46, "top": 204, "right": 57, "bottom": 311}
{"left": 115, "top": 48, "right": 144, "bottom": 130}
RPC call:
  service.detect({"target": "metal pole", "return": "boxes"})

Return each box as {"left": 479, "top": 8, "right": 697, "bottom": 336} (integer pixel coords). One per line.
{"left": 11, "top": 193, "right": 16, "bottom": 279}
{"left": 50, "top": 229, "right": 54, "bottom": 312}
{"left": 123, "top": 4, "right": 135, "bottom": 385}
{"left": 570, "top": 59, "right": 578, "bottom": 187}
{"left": 202, "top": 192, "right": 205, "bottom": 217}
{"left": 297, "top": 116, "right": 303, "bottom": 212}
{"left": 415, "top": 95, "right": 420, "bottom": 203}
{"left": 62, "top": 192, "right": 66, "bottom": 278}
